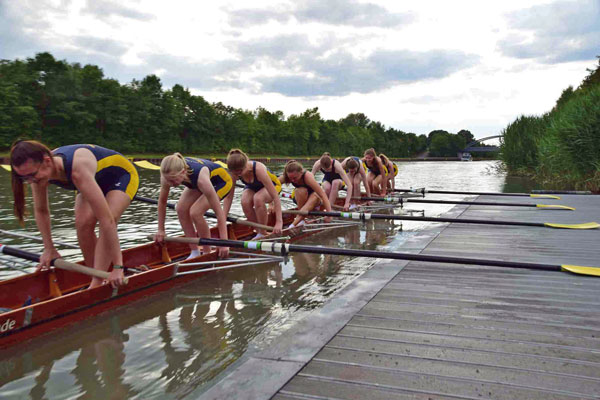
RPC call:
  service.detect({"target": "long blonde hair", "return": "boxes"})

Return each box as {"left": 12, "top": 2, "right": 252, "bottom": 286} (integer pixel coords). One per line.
{"left": 226, "top": 148, "right": 249, "bottom": 171}
{"left": 10, "top": 140, "right": 53, "bottom": 224}
{"left": 160, "top": 153, "right": 191, "bottom": 177}
{"left": 282, "top": 160, "right": 303, "bottom": 183}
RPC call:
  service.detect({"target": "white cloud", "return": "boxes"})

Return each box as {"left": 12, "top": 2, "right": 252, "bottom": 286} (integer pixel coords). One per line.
{"left": 0, "top": 0, "right": 597, "bottom": 139}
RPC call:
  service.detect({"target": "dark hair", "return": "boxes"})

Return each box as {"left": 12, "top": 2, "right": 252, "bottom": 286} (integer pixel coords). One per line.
{"left": 364, "top": 148, "right": 376, "bottom": 157}
{"left": 10, "top": 140, "right": 53, "bottom": 223}
{"left": 346, "top": 158, "right": 359, "bottom": 171}
{"left": 319, "top": 152, "right": 332, "bottom": 169}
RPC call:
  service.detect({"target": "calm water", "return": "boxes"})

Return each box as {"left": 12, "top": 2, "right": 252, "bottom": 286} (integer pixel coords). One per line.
{"left": 0, "top": 160, "right": 512, "bottom": 399}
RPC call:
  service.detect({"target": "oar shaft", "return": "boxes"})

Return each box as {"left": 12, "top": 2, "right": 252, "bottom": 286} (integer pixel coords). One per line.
{"left": 184, "top": 237, "right": 560, "bottom": 272}
{"left": 282, "top": 209, "right": 545, "bottom": 227}
{"left": 134, "top": 196, "right": 273, "bottom": 231}
{"left": 354, "top": 197, "right": 539, "bottom": 207}
{"left": 0, "top": 244, "right": 117, "bottom": 280}
{"left": 395, "top": 188, "right": 532, "bottom": 197}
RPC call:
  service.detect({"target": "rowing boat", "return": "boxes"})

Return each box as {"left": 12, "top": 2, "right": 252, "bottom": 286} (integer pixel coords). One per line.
{"left": 0, "top": 197, "right": 385, "bottom": 348}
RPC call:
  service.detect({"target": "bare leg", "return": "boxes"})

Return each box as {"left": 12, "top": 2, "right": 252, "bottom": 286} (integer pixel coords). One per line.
{"left": 177, "top": 189, "right": 202, "bottom": 253}
{"left": 292, "top": 188, "right": 309, "bottom": 226}
{"left": 241, "top": 189, "right": 257, "bottom": 222}
{"left": 367, "top": 173, "right": 376, "bottom": 194}
{"left": 189, "top": 195, "right": 213, "bottom": 255}
{"left": 88, "top": 190, "right": 131, "bottom": 288}
{"left": 328, "top": 179, "right": 341, "bottom": 206}
{"left": 74, "top": 193, "right": 97, "bottom": 269}
{"left": 352, "top": 174, "right": 362, "bottom": 198}
{"left": 372, "top": 174, "right": 383, "bottom": 195}
{"left": 253, "top": 188, "right": 274, "bottom": 235}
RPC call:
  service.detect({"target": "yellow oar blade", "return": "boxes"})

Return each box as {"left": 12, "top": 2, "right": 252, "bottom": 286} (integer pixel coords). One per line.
{"left": 530, "top": 194, "right": 560, "bottom": 199}
{"left": 134, "top": 160, "right": 161, "bottom": 170}
{"left": 561, "top": 265, "right": 600, "bottom": 277}
{"left": 544, "top": 222, "right": 600, "bottom": 229}
{"left": 1, "top": 164, "right": 11, "bottom": 172}
{"left": 536, "top": 204, "right": 575, "bottom": 210}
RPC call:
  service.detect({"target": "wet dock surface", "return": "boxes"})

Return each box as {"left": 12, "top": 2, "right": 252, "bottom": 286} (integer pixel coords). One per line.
{"left": 197, "top": 194, "right": 600, "bottom": 400}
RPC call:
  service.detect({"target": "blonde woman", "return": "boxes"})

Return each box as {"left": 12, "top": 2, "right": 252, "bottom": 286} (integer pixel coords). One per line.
{"left": 311, "top": 152, "right": 353, "bottom": 211}
{"left": 10, "top": 141, "right": 138, "bottom": 288}
{"left": 361, "top": 148, "right": 388, "bottom": 196}
{"left": 279, "top": 160, "right": 332, "bottom": 227}
{"left": 155, "top": 154, "right": 233, "bottom": 259}
{"left": 226, "top": 149, "right": 283, "bottom": 238}
{"left": 340, "top": 156, "right": 371, "bottom": 201}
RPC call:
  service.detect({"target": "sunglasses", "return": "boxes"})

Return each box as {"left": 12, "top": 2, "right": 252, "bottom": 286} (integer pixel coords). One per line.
{"left": 16, "top": 162, "right": 42, "bottom": 182}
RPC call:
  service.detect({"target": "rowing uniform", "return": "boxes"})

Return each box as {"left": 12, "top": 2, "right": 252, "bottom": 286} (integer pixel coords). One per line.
{"left": 183, "top": 158, "right": 233, "bottom": 200}
{"left": 240, "top": 161, "right": 282, "bottom": 193}
{"left": 321, "top": 159, "right": 342, "bottom": 183}
{"left": 362, "top": 158, "right": 384, "bottom": 176}
{"left": 392, "top": 163, "right": 398, "bottom": 177}
{"left": 290, "top": 171, "right": 314, "bottom": 204}
{"left": 50, "top": 144, "right": 139, "bottom": 200}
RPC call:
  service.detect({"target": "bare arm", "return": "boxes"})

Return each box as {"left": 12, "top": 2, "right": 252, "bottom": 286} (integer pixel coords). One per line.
{"left": 376, "top": 157, "right": 388, "bottom": 195}
{"left": 155, "top": 181, "right": 170, "bottom": 242}
{"left": 359, "top": 167, "right": 371, "bottom": 197}
{"left": 31, "top": 181, "right": 61, "bottom": 269}
{"left": 310, "top": 160, "right": 321, "bottom": 176}
{"left": 335, "top": 162, "right": 353, "bottom": 209}
{"left": 222, "top": 183, "right": 235, "bottom": 215}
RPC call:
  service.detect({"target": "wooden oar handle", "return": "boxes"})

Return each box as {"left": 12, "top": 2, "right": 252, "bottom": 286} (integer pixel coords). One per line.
{"left": 0, "top": 244, "right": 128, "bottom": 284}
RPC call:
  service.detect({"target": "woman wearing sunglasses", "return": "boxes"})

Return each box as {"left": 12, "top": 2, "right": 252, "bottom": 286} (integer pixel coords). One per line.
{"left": 10, "top": 140, "right": 139, "bottom": 289}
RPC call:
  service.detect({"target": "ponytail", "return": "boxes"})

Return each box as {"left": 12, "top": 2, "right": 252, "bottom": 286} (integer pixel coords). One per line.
{"left": 226, "top": 148, "right": 249, "bottom": 171}
{"left": 160, "top": 153, "right": 191, "bottom": 177}
{"left": 10, "top": 140, "right": 53, "bottom": 224}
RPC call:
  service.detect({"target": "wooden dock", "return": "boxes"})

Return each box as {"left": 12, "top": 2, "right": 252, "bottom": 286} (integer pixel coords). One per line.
{"left": 198, "top": 194, "right": 600, "bottom": 400}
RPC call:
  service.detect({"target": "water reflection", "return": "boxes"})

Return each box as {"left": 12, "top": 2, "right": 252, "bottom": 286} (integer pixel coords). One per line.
{"left": 0, "top": 161, "right": 507, "bottom": 399}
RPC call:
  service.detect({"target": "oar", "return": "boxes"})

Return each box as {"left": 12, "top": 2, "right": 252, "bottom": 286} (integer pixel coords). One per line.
{"left": 156, "top": 236, "right": 600, "bottom": 277}
{"left": 281, "top": 209, "right": 599, "bottom": 230}
{"left": 0, "top": 229, "right": 79, "bottom": 249}
{"left": 395, "top": 187, "right": 561, "bottom": 199}
{"left": 0, "top": 244, "right": 128, "bottom": 282}
{"left": 133, "top": 195, "right": 273, "bottom": 232}
{"left": 353, "top": 196, "right": 575, "bottom": 210}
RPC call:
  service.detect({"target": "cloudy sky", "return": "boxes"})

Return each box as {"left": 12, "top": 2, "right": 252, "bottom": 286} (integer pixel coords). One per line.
{"left": 1, "top": 0, "right": 598, "bottom": 139}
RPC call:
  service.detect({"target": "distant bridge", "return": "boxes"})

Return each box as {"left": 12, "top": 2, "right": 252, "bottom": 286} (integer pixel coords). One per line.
{"left": 462, "top": 134, "right": 502, "bottom": 153}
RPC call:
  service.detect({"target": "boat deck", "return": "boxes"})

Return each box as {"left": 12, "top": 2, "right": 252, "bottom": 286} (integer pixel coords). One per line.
{"left": 197, "top": 194, "right": 600, "bottom": 400}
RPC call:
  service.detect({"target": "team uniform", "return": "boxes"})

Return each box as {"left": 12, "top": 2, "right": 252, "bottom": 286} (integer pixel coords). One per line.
{"left": 182, "top": 158, "right": 233, "bottom": 200}
{"left": 49, "top": 144, "right": 139, "bottom": 199}
{"left": 363, "top": 158, "right": 386, "bottom": 177}
{"left": 321, "top": 159, "right": 342, "bottom": 184}
{"left": 240, "top": 161, "right": 282, "bottom": 193}
{"left": 290, "top": 171, "right": 314, "bottom": 204}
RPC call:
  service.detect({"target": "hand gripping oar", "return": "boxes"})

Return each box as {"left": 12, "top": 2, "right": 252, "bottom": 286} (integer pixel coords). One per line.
{"left": 0, "top": 244, "right": 128, "bottom": 282}
{"left": 133, "top": 195, "right": 273, "bottom": 232}
{"left": 281, "top": 209, "right": 600, "bottom": 230}
{"left": 354, "top": 196, "right": 575, "bottom": 210}
{"left": 157, "top": 237, "right": 600, "bottom": 277}
{"left": 395, "top": 187, "right": 561, "bottom": 199}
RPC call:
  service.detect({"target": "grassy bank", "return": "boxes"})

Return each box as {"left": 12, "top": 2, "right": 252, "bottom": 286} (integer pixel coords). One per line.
{"left": 500, "top": 59, "right": 600, "bottom": 192}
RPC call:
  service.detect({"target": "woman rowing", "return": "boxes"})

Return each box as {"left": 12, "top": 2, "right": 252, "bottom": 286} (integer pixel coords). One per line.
{"left": 379, "top": 153, "right": 397, "bottom": 192}
{"left": 311, "top": 152, "right": 353, "bottom": 211}
{"left": 279, "top": 160, "right": 332, "bottom": 227}
{"left": 226, "top": 149, "right": 283, "bottom": 238}
{"left": 155, "top": 154, "right": 233, "bottom": 259}
{"left": 10, "top": 141, "right": 139, "bottom": 288}
{"left": 362, "top": 148, "right": 388, "bottom": 196}
{"left": 340, "top": 156, "right": 371, "bottom": 201}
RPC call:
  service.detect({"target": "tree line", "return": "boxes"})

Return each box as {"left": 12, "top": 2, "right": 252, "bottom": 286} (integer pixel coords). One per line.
{"left": 1, "top": 52, "right": 475, "bottom": 158}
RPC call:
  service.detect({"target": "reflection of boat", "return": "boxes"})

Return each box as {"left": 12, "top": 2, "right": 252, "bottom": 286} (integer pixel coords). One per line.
{"left": 460, "top": 152, "right": 472, "bottom": 161}
{"left": 0, "top": 196, "right": 395, "bottom": 348}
